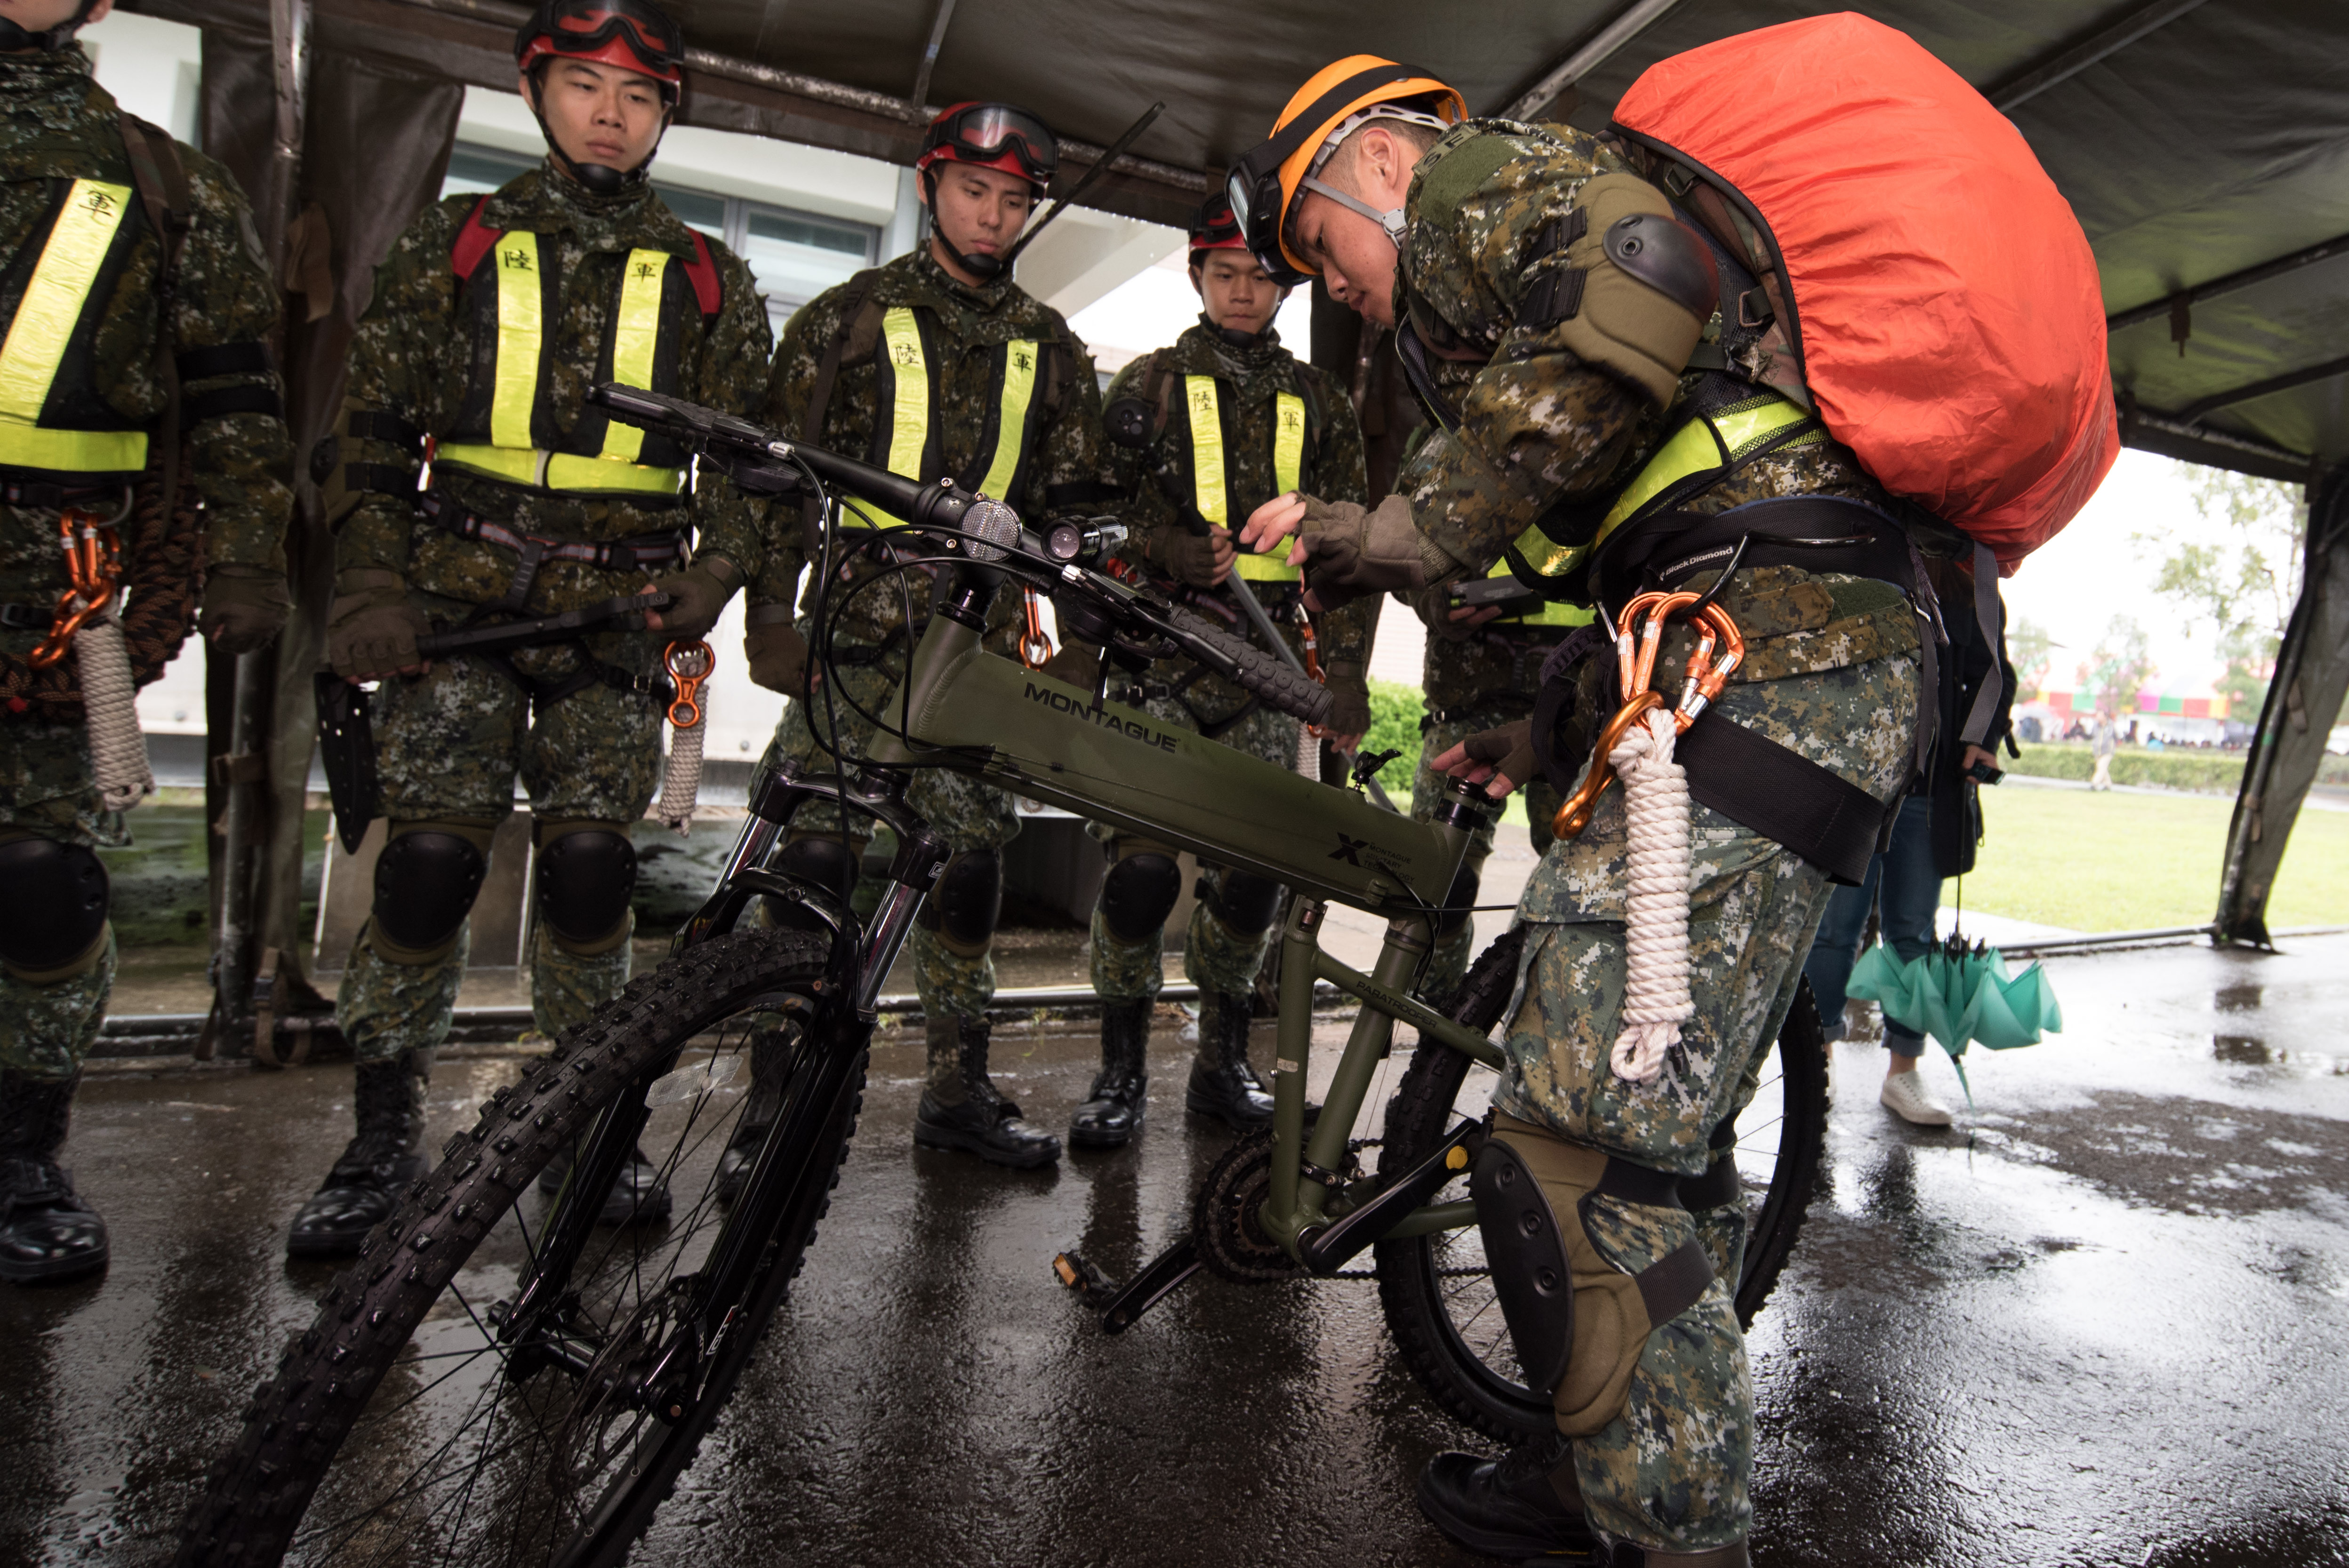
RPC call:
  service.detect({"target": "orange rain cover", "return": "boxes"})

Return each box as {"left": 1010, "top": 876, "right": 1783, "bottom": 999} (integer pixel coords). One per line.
{"left": 1613, "top": 12, "right": 2118, "bottom": 569}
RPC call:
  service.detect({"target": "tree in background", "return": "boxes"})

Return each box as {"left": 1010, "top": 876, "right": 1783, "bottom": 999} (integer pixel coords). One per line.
{"left": 2008, "top": 616, "right": 2056, "bottom": 694}
{"left": 2079, "top": 614, "right": 2158, "bottom": 720}
{"left": 2135, "top": 464, "right": 2306, "bottom": 717}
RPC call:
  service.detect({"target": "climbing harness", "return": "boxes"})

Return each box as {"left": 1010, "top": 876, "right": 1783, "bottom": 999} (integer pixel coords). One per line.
{"left": 653, "top": 638, "right": 711, "bottom": 834}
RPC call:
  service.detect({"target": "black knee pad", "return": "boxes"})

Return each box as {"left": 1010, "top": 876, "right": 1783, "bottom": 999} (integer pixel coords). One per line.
{"left": 536, "top": 826, "right": 637, "bottom": 947}
{"left": 1436, "top": 862, "right": 1481, "bottom": 938}
{"left": 372, "top": 829, "right": 488, "bottom": 952}
{"left": 1470, "top": 1137, "right": 1573, "bottom": 1398}
{"left": 0, "top": 836, "right": 108, "bottom": 972}
{"left": 764, "top": 835, "right": 860, "bottom": 932}
{"left": 1098, "top": 851, "right": 1180, "bottom": 943}
{"left": 914, "top": 848, "right": 1001, "bottom": 948}
{"left": 1205, "top": 868, "right": 1283, "bottom": 937}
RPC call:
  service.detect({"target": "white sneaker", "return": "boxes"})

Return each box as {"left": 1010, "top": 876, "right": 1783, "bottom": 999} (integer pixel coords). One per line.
{"left": 1880, "top": 1071, "right": 1953, "bottom": 1126}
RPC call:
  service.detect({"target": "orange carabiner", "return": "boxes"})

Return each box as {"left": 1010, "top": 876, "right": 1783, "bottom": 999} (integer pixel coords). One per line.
{"left": 1551, "top": 690, "right": 1665, "bottom": 840}
{"left": 1018, "top": 586, "right": 1055, "bottom": 670}
{"left": 27, "top": 507, "right": 122, "bottom": 669}
{"left": 1673, "top": 602, "right": 1745, "bottom": 729}
{"left": 664, "top": 639, "right": 713, "bottom": 728}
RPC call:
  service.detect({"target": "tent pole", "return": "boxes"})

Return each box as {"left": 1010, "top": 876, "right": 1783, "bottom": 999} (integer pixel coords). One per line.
{"left": 2215, "top": 463, "right": 2349, "bottom": 946}
{"left": 208, "top": 0, "right": 313, "bottom": 1057}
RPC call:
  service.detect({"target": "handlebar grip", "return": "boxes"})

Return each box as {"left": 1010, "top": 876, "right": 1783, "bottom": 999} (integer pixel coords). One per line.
{"left": 1167, "top": 607, "right": 1334, "bottom": 729}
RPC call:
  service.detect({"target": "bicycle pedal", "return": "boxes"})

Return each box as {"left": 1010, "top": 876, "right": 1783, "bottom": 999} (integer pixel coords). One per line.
{"left": 1053, "top": 1249, "right": 1114, "bottom": 1306}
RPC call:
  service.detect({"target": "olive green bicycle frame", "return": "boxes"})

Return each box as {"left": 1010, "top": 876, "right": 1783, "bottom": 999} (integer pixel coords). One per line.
{"left": 857, "top": 611, "right": 1504, "bottom": 1263}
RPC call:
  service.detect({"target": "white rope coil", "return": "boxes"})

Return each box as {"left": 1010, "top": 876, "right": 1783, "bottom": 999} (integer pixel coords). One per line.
{"left": 76, "top": 603, "right": 152, "bottom": 812}
{"left": 1295, "top": 722, "right": 1320, "bottom": 779}
{"left": 1608, "top": 705, "right": 1692, "bottom": 1084}
{"left": 655, "top": 703, "right": 704, "bottom": 835}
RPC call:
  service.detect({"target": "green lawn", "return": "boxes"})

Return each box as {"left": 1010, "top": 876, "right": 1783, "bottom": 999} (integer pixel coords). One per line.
{"left": 1961, "top": 785, "right": 2349, "bottom": 933}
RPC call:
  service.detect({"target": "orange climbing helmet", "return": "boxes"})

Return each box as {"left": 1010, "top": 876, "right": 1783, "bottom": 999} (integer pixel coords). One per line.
{"left": 1223, "top": 56, "right": 1464, "bottom": 285}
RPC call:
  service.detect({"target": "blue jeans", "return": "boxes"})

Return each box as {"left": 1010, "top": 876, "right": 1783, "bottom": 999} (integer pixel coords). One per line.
{"left": 1802, "top": 795, "right": 1939, "bottom": 1056}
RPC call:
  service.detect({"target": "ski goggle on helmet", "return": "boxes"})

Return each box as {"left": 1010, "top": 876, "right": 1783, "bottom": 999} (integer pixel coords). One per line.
{"left": 1188, "top": 194, "right": 1248, "bottom": 266}
{"left": 514, "top": 0, "right": 685, "bottom": 101}
{"left": 918, "top": 103, "right": 1061, "bottom": 193}
{"left": 1225, "top": 56, "right": 1464, "bottom": 286}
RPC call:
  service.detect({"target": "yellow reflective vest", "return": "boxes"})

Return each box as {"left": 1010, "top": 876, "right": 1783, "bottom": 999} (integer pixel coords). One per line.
{"left": 435, "top": 222, "right": 706, "bottom": 497}
{"left": 851, "top": 304, "right": 1046, "bottom": 528}
{"left": 1502, "top": 391, "right": 1820, "bottom": 599}
{"left": 1172, "top": 374, "right": 1310, "bottom": 584}
{"left": 0, "top": 178, "right": 152, "bottom": 481}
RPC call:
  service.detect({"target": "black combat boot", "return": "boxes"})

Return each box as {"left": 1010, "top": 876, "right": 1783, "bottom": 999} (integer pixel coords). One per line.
{"left": 536, "top": 1140, "right": 673, "bottom": 1226}
{"left": 1185, "top": 989, "right": 1275, "bottom": 1130}
{"left": 1068, "top": 998, "right": 1151, "bottom": 1149}
{"left": 0, "top": 1070, "right": 108, "bottom": 1284}
{"left": 287, "top": 1051, "right": 431, "bottom": 1259}
{"left": 913, "top": 1016, "right": 1061, "bottom": 1168}
{"left": 715, "top": 1026, "right": 794, "bottom": 1204}
{"left": 1416, "top": 1434, "right": 1599, "bottom": 1561}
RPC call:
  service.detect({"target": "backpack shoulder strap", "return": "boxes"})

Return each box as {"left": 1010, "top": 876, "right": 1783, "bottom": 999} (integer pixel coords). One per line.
{"left": 450, "top": 193, "right": 499, "bottom": 280}
{"left": 115, "top": 113, "right": 193, "bottom": 511}
{"left": 802, "top": 267, "right": 883, "bottom": 445}
{"left": 681, "top": 229, "right": 721, "bottom": 319}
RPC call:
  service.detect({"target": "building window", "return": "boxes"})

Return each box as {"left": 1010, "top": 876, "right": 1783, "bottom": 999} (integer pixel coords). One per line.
{"left": 439, "top": 144, "right": 876, "bottom": 337}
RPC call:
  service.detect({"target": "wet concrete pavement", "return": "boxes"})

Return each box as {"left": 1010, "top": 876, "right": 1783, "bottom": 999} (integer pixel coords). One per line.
{"left": 7, "top": 932, "right": 2348, "bottom": 1566}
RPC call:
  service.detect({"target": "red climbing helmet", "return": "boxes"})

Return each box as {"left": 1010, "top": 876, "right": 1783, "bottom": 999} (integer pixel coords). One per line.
{"left": 917, "top": 102, "right": 1059, "bottom": 192}
{"left": 514, "top": 0, "right": 686, "bottom": 99}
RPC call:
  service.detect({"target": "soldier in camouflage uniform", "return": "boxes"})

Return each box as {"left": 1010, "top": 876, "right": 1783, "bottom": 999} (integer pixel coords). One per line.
{"left": 736, "top": 102, "right": 1118, "bottom": 1170}
{"left": 1234, "top": 61, "right": 1924, "bottom": 1565}
{"left": 287, "top": 0, "right": 773, "bottom": 1256}
{"left": 1397, "top": 414, "right": 1591, "bottom": 1005}
{"left": 0, "top": 0, "right": 293, "bottom": 1284}
{"left": 1059, "top": 195, "right": 1371, "bottom": 1149}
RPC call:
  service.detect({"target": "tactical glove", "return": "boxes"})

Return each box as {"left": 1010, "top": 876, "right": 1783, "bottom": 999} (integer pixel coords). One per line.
{"left": 326, "top": 571, "right": 428, "bottom": 681}
{"left": 1295, "top": 493, "right": 1426, "bottom": 610}
{"left": 648, "top": 556, "right": 741, "bottom": 643}
{"left": 1162, "top": 527, "right": 1235, "bottom": 589}
{"left": 743, "top": 609, "right": 810, "bottom": 696}
{"left": 1460, "top": 719, "right": 1537, "bottom": 795}
{"left": 1320, "top": 657, "right": 1372, "bottom": 744}
{"left": 1039, "top": 640, "right": 1103, "bottom": 691}
{"left": 200, "top": 564, "right": 292, "bottom": 655}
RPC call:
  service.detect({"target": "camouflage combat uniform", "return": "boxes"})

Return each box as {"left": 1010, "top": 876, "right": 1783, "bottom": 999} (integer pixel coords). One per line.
{"left": 1394, "top": 119, "right": 1922, "bottom": 1553}
{"left": 750, "top": 248, "right": 1116, "bottom": 1033}
{"left": 1394, "top": 419, "right": 1591, "bottom": 1002}
{"left": 330, "top": 165, "right": 769, "bottom": 1061}
{"left": 1089, "top": 319, "right": 1370, "bottom": 1001}
{"left": 0, "top": 48, "right": 291, "bottom": 1081}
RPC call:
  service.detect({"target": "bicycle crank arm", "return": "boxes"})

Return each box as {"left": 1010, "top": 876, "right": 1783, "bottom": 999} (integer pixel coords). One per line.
{"left": 1297, "top": 1118, "right": 1482, "bottom": 1276}
{"left": 1053, "top": 1235, "right": 1202, "bottom": 1334}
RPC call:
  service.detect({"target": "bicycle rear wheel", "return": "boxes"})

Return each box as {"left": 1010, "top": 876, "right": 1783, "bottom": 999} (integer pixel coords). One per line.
{"left": 1372, "top": 936, "right": 1828, "bottom": 1444}
{"left": 177, "top": 928, "right": 866, "bottom": 1568}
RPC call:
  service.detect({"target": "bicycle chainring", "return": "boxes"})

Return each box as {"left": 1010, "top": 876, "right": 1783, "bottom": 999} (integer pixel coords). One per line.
{"left": 1193, "top": 1131, "right": 1303, "bottom": 1284}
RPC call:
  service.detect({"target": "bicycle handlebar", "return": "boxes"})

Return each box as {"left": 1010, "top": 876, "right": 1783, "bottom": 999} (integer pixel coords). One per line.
{"left": 1165, "top": 607, "right": 1334, "bottom": 729}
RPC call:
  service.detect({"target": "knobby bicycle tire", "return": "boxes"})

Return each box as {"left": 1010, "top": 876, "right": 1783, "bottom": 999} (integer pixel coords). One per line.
{"left": 177, "top": 929, "right": 865, "bottom": 1568}
{"left": 1371, "top": 934, "right": 1828, "bottom": 1444}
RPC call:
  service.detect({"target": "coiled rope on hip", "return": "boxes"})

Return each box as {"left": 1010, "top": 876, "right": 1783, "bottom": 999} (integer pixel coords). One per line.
{"left": 74, "top": 601, "right": 153, "bottom": 810}
{"left": 1609, "top": 704, "right": 1693, "bottom": 1084}
{"left": 654, "top": 704, "right": 703, "bottom": 834}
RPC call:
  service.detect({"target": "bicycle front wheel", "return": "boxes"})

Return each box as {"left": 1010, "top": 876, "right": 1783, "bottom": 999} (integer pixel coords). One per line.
{"left": 178, "top": 928, "right": 866, "bottom": 1568}
{"left": 1372, "top": 939, "right": 1828, "bottom": 1444}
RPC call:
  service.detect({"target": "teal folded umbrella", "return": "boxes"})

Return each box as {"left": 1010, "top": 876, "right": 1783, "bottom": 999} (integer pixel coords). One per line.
{"left": 1845, "top": 931, "right": 2062, "bottom": 1102}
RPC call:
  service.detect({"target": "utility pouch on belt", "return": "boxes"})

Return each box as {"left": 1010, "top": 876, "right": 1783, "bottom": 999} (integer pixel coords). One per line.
{"left": 1473, "top": 1112, "right": 1716, "bottom": 1435}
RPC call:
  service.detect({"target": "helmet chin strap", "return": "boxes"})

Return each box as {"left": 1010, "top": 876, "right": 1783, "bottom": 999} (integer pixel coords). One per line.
{"left": 1300, "top": 175, "right": 1408, "bottom": 249}
{"left": 1201, "top": 312, "right": 1276, "bottom": 349}
{"left": 921, "top": 169, "right": 1010, "bottom": 283}
{"left": 0, "top": 0, "right": 98, "bottom": 51}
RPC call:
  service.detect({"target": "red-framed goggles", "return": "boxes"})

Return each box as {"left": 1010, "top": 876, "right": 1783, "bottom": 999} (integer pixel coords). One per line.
{"left": 515, "top": 0, "right": 686, "bottom": 91}
{"left": 921, "top": 102, "right": 1060, "bottom": 188}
